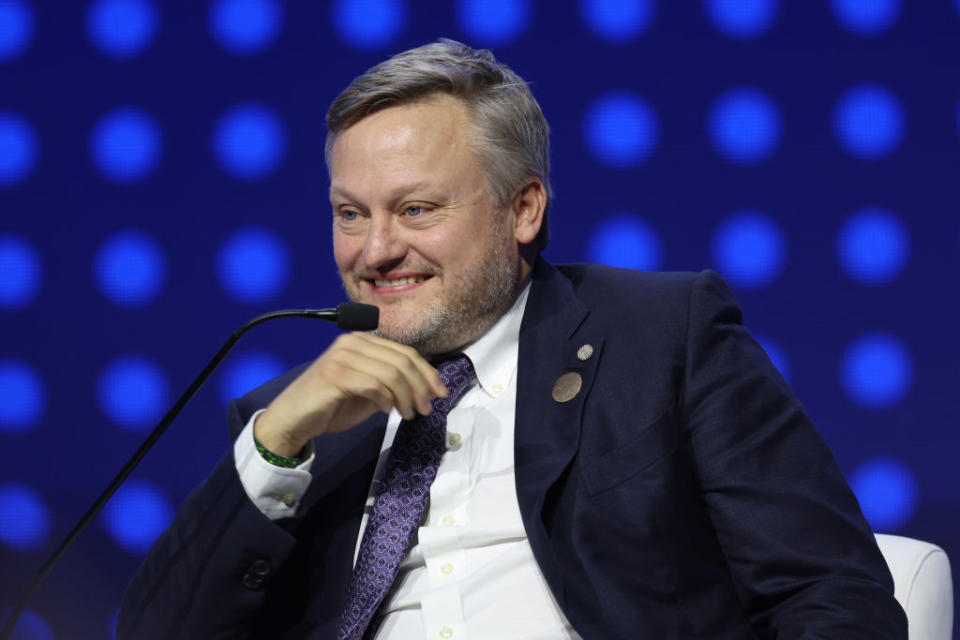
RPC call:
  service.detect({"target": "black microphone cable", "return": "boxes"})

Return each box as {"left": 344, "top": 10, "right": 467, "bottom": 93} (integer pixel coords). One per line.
{"left": 0, "top": 303, "right": 378, "bottom": 640}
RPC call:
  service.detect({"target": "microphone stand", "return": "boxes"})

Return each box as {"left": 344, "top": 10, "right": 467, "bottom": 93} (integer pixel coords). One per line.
{"left": 0, "top": 304, "right": 377, "bottom": 639}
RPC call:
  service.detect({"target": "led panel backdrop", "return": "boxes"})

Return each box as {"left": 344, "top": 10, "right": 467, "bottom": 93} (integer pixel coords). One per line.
{"left": 1, "top": 0, "right": 959, "bottom": 637}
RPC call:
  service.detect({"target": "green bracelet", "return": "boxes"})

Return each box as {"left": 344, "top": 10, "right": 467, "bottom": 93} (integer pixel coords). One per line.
{"left": 254, "top": 436, "right": 301, "bottom": 469}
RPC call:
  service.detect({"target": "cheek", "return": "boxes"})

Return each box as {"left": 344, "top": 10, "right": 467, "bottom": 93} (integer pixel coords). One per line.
{"left": 412, "top": 236, "right": 471, "bottom": 273}
{"left": 332, "top": 235, "right": 360, "bottom": 271}
{"left": 434, "top": 215, "right": 497, "bottom": 257}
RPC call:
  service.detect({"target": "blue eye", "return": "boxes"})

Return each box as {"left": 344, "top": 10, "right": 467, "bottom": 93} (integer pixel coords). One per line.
{"left": 341, "top": 210, "right": 358, "bottom": 221}
{"left": 405, "top": 205, "right": 422, "bottom": 216}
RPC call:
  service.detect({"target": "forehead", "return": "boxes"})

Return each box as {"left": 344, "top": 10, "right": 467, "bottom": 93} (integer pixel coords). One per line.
{"left": 329, "top": 95, "right": 482, "bottom": 198}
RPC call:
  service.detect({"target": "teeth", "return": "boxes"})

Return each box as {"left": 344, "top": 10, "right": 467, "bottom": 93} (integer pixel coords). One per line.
{"left": 374, "top": 276, "right": 427, "bottom": 287}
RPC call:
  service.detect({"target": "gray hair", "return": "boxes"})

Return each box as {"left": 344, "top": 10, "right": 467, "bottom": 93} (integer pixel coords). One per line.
{"left": 325, "top": 39, "right": 552, "bottom": 249}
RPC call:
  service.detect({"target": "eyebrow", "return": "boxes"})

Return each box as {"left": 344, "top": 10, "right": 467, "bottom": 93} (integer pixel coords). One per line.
{"left": 329, "top": 185, "right": 361, "bottom": 203}
{"left": 329, "top": 182, "right": 439, "bottom": 207}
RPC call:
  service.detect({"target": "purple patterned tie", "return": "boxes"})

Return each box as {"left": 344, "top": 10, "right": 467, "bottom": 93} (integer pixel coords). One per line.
{"left": 337, "top": 354, "right": 476, "bottom": 640}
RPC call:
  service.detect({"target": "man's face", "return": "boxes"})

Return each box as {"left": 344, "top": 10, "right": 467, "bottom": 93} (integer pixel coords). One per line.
{"left": 329, "top": 94, "right": 523, "bottom": 355}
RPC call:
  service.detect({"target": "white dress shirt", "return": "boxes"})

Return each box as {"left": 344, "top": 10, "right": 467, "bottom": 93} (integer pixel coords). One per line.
{"left": 234, "top": 284, "right": 582, "bottom": 640}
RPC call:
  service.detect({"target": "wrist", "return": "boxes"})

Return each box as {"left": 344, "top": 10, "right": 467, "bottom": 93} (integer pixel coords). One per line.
{"left": 253, "top": 434, "right": 303, "bottom": 468}
{"left": 254, "top": 410, "right": 308, "bottom": 459}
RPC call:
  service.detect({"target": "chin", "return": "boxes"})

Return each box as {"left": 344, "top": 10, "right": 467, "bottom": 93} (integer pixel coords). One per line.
{"left": 373, "top": 320, "right": 442, "bottom": 352}
{"left": 373, "top": 312, "right": 462, "bottom": 355}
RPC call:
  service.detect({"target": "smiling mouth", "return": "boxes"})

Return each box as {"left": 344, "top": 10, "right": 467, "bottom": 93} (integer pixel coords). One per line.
{"left": 369, "top": 275, "right": 432, "bottom": 288}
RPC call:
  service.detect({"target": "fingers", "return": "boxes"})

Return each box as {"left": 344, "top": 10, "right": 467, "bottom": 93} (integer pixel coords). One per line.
{"left": 335, "top": 352, "right": 421, "bottom": 419}
{"left": 325, "top": 364, "right": 396, "bottom": 415}
{"left": 326, "top": 333, "right": 445, "bottom": 420}
{"left": 258, "top": 332, "right": 452, "bottom": 445}
{"left": 350, "top": 333, "right": 448, "bottom": 397}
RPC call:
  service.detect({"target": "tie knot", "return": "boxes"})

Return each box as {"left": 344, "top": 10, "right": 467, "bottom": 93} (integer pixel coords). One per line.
{"left": 435, "top": 354, "right": 475, "bottom": 406}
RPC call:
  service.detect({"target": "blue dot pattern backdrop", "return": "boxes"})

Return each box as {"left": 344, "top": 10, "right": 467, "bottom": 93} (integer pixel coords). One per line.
{"left": 1, "top": 1, "right": 959, "bottom": 636}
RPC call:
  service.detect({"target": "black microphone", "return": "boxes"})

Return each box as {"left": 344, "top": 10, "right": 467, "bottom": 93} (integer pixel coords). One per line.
{"left": 0, "top": 302, "right": 378, "bottom": 640}
{"left": 305, "top": 302, "right": 379, "bottom": 331}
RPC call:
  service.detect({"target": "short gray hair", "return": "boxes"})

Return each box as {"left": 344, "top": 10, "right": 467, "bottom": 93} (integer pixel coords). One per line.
{"left": 325, "top": 39, "right": 552, "bottom": 249}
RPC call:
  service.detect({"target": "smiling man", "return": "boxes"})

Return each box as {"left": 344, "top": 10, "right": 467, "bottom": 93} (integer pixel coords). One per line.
{"left": 120, "top": 40, "right": 907, "bottom": 639}
{"left": 329, "top": 92, "right": 535, "bottom": 357}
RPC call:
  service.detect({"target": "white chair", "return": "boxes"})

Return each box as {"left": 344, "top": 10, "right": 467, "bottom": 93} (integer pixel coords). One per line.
{"left": 875, "top": 534, "right": 954, "bottom": 640}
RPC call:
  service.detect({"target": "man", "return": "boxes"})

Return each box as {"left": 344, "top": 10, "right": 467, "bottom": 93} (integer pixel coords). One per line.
{"left": 119, "top": 40, "right": 907, "bottom": 639}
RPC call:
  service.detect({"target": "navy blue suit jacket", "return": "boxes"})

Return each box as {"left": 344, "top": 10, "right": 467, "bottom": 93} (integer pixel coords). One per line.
{"left": 119, "top": 260, "right": 907, "bottom": 639}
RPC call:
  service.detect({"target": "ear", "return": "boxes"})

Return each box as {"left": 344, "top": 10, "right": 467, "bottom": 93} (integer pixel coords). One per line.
{"left": 510, "top": 178, "right": 546, "bottom": 245}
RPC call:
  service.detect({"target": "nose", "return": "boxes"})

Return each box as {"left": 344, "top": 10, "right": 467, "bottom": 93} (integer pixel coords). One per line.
{"left": 361, "top": 213, "right": 407, "bottom": 270}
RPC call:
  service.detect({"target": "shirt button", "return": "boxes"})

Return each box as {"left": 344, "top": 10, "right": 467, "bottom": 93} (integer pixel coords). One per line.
{"left": 447, "top": 433, "right": 462, "bottom": 447}
{"left": 280, "top": 492, "right": 297, "bottom": 507}
{"left": 441, "top": 515, "right": 456, "bottom": 526}
{"left": 491, "top": 383, "right": 504, "bottom": 395}
{"left": 439, "top": 626, "right": 454, "bottom": 639}
{"left": 440, "top": 563, "right": 454, "bottom": 575}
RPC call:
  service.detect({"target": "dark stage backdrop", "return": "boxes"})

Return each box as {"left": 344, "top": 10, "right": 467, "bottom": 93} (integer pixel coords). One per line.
{"left": 1, "top": 0, "right": 958, "bottom": 637}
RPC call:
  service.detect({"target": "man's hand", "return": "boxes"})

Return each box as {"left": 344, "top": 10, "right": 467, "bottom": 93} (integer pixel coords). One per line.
{"left": 253, "top": 333, "right": 448, "bottom": 457}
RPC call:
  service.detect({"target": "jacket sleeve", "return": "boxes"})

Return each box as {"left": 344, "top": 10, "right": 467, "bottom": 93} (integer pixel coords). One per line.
{"left": 117, "top": 400, "right": 297, "bottom": 639}
{"left": 682, "top": 270, "right": 908, "bottom": 639}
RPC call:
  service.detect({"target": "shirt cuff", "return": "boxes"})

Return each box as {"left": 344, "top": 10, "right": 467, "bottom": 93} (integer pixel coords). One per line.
{"left": 234, "top": 409, "right": 314, "bottom": 521}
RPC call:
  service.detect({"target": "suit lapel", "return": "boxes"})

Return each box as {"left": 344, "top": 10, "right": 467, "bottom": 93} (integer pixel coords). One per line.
{"left": 515, "top": 260, "right": 604, "bottom": 605}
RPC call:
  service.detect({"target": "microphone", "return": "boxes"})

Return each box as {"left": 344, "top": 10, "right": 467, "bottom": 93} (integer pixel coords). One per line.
{"left": 0, "top": 303, "right": 378, "bottom": 640}
{"left": 305, "top": 302, "right": 379, "bottom": 331}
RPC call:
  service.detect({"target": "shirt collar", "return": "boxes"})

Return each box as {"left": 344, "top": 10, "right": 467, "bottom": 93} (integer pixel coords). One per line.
{"left": 460, "top": 280, "right": 531, "bottom": 398}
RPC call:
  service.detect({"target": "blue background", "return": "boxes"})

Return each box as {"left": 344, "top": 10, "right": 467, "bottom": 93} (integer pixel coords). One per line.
{"left": 1, "top": 0, "right": 958, "bottom": 637}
